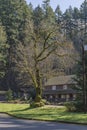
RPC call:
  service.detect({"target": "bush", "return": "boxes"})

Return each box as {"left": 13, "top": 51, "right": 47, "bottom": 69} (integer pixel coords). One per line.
{"left": 6, "top": 89, "right": 13, "bottom": 101}
{"left": 64, "top": 101, "right": 76, "bottom": 112}
{"left": 73, "top": 101, "right": 84, "bottom": 112}
{"left": 64, "top": 101, "right": 84, "bottom": 112}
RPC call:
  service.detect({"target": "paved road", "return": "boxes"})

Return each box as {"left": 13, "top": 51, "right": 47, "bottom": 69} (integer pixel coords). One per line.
{"left": 0, "top": 114, "right": 87, "bottom": 130}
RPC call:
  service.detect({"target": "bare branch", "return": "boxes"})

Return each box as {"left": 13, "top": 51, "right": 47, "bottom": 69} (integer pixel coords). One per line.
{"left": 38, "top": 48, "right": 56, "bottom": 62}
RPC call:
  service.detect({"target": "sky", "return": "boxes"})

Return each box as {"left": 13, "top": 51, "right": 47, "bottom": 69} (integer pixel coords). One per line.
{"left": 26, "top": 0, "right": 84, "bottom": 12}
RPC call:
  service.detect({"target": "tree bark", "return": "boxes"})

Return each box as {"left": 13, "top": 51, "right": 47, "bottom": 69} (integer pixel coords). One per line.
{"left": 35, "top": 67, "right": 42, "bottom": 102}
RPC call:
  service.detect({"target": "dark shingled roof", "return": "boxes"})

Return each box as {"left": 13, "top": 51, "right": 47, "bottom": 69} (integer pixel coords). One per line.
{"left": 45, "top": 75, "right": 76, "bottom": 86}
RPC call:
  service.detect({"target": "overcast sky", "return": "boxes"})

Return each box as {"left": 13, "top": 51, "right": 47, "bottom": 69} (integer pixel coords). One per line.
{"left": 26, "top": 0, "right": 84, "bottom": 12}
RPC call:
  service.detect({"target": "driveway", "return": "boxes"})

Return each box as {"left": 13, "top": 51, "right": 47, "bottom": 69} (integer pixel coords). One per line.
{"left": 0, "top": 113, "right": 87, "bottom": 130}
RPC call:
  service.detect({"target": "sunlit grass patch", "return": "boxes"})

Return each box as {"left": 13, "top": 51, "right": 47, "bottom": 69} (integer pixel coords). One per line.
{"left": 0, "top": 103, "right": 87, "bottom": 124}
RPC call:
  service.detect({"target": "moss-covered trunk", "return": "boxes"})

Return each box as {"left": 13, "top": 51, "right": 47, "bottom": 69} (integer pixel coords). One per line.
{"left": 35, "top": 68, "right": 42, "bottom": 102}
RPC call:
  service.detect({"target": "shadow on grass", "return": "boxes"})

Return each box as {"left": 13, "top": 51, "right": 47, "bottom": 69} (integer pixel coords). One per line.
{"left": 10, "top": 106, "right": 46, "bottom": 113}
{"left": 6, "top": 105, "right": 87, "bottom": 123}
{"left": 10, "top": 107, "right": 32, "bottom": 113}
{"left": 10, "top": 108, "right": 68, "bottom": 118}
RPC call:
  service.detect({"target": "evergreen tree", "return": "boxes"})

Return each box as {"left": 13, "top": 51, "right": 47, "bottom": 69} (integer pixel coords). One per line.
{"left": 0, "top": 0, "right": 31, "bottom": 89}
{"left": 55, "top": 5, "right": 62, "bottom": 24}
{"left": 0, "top": 22, "right": 8, "bottom": 78}
{"left": 42, "top": 0, "right": 55, "bottom": 24}
{"left": 74, "top": 52, "right": 87, "bottom": 112}
{"left": 0, "top": 0, "right": 30, "bottom": 45}
{"left": 33, "top": 5, "right": 44, "bottom": 26}
{"left": 80, "top": 0, "right": 87, "bottom": 20}
{"left": 73, "top": 7, "right": 80, "bottom": 21}
{"left": 63, "top": 6, "right": 76, "bottom": 39}
{"left": 80, "top": 0, "right": 87, "bottom": 40}
{"left": 28, "top": 2, "right": 33, "bottom": 18}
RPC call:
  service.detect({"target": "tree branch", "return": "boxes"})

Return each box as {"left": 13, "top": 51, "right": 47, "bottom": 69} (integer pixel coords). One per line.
{"left": 38, "top": 48, "right": 56, "bottom": 62}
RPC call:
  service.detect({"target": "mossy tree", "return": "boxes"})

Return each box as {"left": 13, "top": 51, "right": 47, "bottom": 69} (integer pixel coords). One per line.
{"left": 15, "top": 19, "right": 61, "bottom": 106}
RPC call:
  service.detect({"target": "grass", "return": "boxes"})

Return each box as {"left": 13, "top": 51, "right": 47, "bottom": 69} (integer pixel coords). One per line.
{"left": 0, "top": 103, "right": 87, "bottom": 124}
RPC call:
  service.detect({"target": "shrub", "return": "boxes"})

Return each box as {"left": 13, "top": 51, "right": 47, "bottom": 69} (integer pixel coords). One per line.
{"left": 64, "top": 101, "right": 76, "bottom": 112}
{"left": 73, "top": 101, "right": 84, "bottom": 112}
{"left": 6, "top": 89, "right": 13, "bottom": 101}
{"left": 64, "top": 101, "right": 84, "bottom": 112}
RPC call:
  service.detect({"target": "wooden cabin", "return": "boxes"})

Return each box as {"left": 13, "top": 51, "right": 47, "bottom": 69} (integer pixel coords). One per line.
{"left": 43, "top": 75, "right": 77, "bottom": 103}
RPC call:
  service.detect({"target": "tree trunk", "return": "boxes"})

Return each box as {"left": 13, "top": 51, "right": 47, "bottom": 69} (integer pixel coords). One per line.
{"left": 35, "top": 68, "right": 42, "bottom": 102}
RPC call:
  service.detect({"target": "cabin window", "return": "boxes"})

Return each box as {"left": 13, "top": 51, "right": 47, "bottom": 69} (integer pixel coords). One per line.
{"left": 63, "top": 85, "right": 67, "bottom": 90}
{"left": 52, "top": 85, "right": 56, "bottom": 90}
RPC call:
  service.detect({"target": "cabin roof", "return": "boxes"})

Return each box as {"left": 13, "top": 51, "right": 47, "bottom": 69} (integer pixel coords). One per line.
{"left": 45, "top": 75, "right": 76, "bottom": 86}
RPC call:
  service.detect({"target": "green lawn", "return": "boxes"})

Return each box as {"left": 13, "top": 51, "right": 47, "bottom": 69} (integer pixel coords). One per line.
{"left": 0, "top": 103, "right": 87, "bottom": 124}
